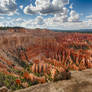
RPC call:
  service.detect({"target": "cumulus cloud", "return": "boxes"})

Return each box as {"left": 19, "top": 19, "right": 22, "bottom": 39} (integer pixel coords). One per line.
{"left": 24, "top": 0, "right": 69, "bottom": 15}
{"left": 20, "top": 16, "right": 45, "bottom": 29}
{"left": 0, "top": 0, "right": 17, "bottom": 15}
{"left": 86, "top": 15, "right": 92, "bottom": 19}
{"left": 0, "top": 22, "right": 4, "bottom": 26}
{"left": 36, "top": 16, "right": 44, "bottom": 25}
{"left": 0, "top": 0, "right": 83, "bottom": 29}
{"left": 20, "top": 5, "right": 23, "bottom": 9}
{"left": 0, "top": 16, "right": 4, "bottom": 19}
{"left": 0, "top": 15, "right": 91, "bottom": 30}
{"left": 69, "top": 3, "right": 73, "bottom": 9}
{"left": 15, "top": 18, "right": 25, "bottom": 22}
{"left": 0, "top": 17, "right": 26, "bottom": 27}
{"left": 44, "top": 18, "right": 91, "bottom": 30}
{"left": 23, "top": 0, "right": 71, "bottom": 25}
{"left": 68, "top": 10, "right": 80, "bottom": 22}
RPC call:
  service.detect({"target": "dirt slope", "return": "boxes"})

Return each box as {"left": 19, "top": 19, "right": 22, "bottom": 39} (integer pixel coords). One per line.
{"left": 15, "top": 69, "right": 92, "bottom": 92}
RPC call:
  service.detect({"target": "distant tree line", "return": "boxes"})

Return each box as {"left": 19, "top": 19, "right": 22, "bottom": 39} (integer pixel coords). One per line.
{"left": 0, "top": 27, "right": 24, "bottom": 30}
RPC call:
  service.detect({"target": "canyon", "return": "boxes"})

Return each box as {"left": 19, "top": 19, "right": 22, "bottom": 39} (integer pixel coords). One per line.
{"left": 0, "top": 28, "right": 92, "bottom": 91}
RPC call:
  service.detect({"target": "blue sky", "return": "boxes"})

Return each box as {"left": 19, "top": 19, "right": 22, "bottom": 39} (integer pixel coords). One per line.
{"left": 70, "top": 0, "right": 92, "bottom": 18}
{"left": 0, "top": 0, "right": 92, "bottom": 30}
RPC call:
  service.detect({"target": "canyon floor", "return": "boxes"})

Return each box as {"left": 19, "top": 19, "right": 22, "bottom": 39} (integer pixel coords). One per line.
{"left": 15, "top": 69, "right": 92, "bottom": 92}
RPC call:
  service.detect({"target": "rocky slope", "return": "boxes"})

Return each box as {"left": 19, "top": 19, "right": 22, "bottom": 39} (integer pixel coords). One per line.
{"left": 15, "top": 69, "right": 92, "bottom": 92}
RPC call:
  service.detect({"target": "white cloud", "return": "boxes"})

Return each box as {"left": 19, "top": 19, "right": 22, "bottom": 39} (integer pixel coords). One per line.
{"left": 36, "top": 16, "right": 44, "bottom": 25}
{"left": 20, "top": 15, "right": 82, "bottom": 30}
{"left": 20, "top": 5, "right": 23, "bottom": 9}
{"left": 0, "top": 0, "right": 17, "bottom": 15}
{"left": 23, "top": 0, "right": 83, "bottom": 29}
{"left": 0, "top": 0, "right": 89, "bottom": 30}
{"left": 15, "top": 18, "right": 24, "bottom": 22}
{"left": 24, "top": 0, "right": 69, "bottom": 15}
{"left": 44, "top": 18, "right": 92, "bottom": 30}
{"left": 69, "top": 3, "right": 73, "bottom": 9}
{"left": 0, "top": 17, "right": 26, "bottom": 27}
{"left": 1, "top": 15, "right": 92, "bottom": 30}
{"left": 0, "top": 21, "right": 4, "bottom": 26}
{"left": 86, "top": 15, "right": 92, "bottom": 19}
{"left": 86, "top": 19, "right": 92, "bottom": 26}
{"left": 68, "top": 10, "right": 80, "bottom": 22}
{"left": 20, "top": 16, "right": 45, "bottom": 29}
{"left": 0, "top": 16, "right": 4, "bottom": 19}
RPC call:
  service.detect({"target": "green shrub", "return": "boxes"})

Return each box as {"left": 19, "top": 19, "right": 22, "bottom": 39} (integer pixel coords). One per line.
{"left": 0, "top": 72, "right": 23, "bottom": 91}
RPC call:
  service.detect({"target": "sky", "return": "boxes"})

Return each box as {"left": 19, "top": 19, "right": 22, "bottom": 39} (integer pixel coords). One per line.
{"left": 0, "top": 0, "right": 92, "bottom": 30}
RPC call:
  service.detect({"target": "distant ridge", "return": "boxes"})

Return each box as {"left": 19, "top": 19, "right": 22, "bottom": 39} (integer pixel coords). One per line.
{"left": 0, "top": 27, "right": 92, "bottom": 33}
{"left": 52, "top": 29, "right": 92, "bottom": 33}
